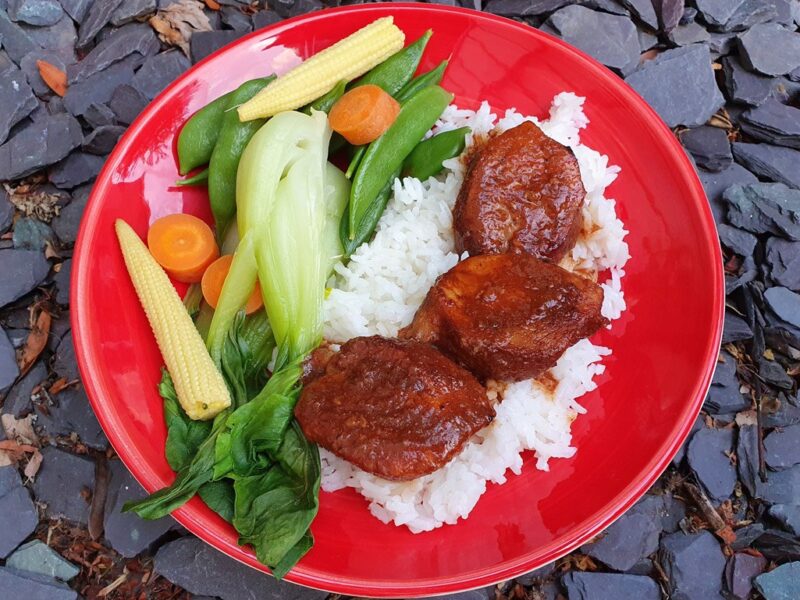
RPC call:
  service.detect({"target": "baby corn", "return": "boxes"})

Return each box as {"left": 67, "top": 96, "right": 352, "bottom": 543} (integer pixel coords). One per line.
{"left": 115, "top": 219, "right": 231, "bottom": 420}
{"left": 238, "top": 16, "right": 405, "bottom": 121}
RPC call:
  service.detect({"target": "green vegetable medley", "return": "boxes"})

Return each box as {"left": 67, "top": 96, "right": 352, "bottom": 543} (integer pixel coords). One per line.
{"left": 126, "top": 26, "right": 470, "bottom": 578}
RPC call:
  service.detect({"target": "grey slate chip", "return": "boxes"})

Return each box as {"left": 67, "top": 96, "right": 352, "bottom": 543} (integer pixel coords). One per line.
{"left": 155, "top": 536, "right": 328, "bottom": 600}
{"left": 12, "top": 217, "right": 53, "bottom": 251}
{"left": 679, "top": 126, "right": 732, "bottom": 172}
{"left": 49, "top": 151, "right": 105, "bottom": 189}
{"left": 718, "top": 224, "right": 756, "bottom": 256}
{"left": 0, "top": 326, "right": 18, "bottom": 395}
{"left": 63, "top": 56, "right": 137, "bottom": 116}
{"left": 68, "top": 23, "right": 159, "bottom": 84}
{"left": 485, "top": 0, "right": 571, "bottom": 17}
{"left": 220, "top": 5, "right": 252, "bottom": 32}
{"left": 753, "top": 529, "right": 800, "bottom": 562}
{"left": 19, "top": 51, "right": 70, "bottom": 98}
{"left": 561, "top": 572, "right": 661, "bottom": 600}
{"left": 740, "top": 99, "right": 800, "bottom": 150}
{"left": 52, "top": 258, "right": 70, "bottom": 305}
{"left": 0, "top": 249, "right": 50, "bottom": 308}
{"left": 252, "top": 9, "right": 282, "bottom": 30}
{"left": 765, "top": 425, "right": 800, "bottom": 470}
{"left": 83, "top": 102, "right": 116, "bottom": 128}
{"left": 108, "top": 83, "right": 147, "bottom": 125}
{"left": 754, "top": 561, "right": 800, "bottom": 600}
{"left": 694, "top": 0, "right": 742, "bottom": 28}
{"left": 658, "top": 531, "right": 726, "bottom": 600}
{"left": 721, "top": 54, "right": 775, "bottom": 106}
{"left": 769, "top": 504, "right": 800, "bottom": 536}
{"left": 0, "top": 67, "right": 38, "bottom": 145}
{"left": 33, "top": 446, "right": 94, "bottom": 524}
{"left": 6, "top": 540, "right": 80, "bottom": 582}
{"left": 759, "top": 357, "right": 793, "bottom": 390}
{"left": 0, "top": 113, "right": 83, "bottom": 180}
{"left": 705, "top": 349, "right": 749, "bottom": 413}
{"left": 82, "top": 125, "right": 125, "bottom": 155}
{"left": 721, "top": 0, "right": 777, "bottom": 32}
{"left": 0, "top": 567, "right": 77, "bottom": 599}
{"left": 668, "top": 22, "right": 710, "bottom": 46}
{"left": 619, "top": 0, "right": 658, "bottom": 28}
{"left": 35, "top": 385, "right": 108, "bottom": 449}
{"left": 110, "top": 0, "right": 156, "bottom": 26}
{"left": 103, "top": 461, "right": 173, "bottom": 557}
{"left": 653, "top": 0, "right": 683, "bottom": 32}
{"left": 697, "top": 163, "right": 757, "bottom": 223}
{"left": 1, "top": 360, "right": 46, "bottom": 418}
{"left": 0, "top": 466, "right": 38, "bottom": 558}
{"left": 132, "top": 50, "right": 191, "bottom": 100}
{"left": 687, "top": 426, "right": 736, "bottom": 500}
{"left": 723, "top": 183, "right": 800, "bottom": 240}
{"left": 8, "top": 0, "right": 63, "bottom": 26}
{"left": 582, "top": 509, "right": 661, "bottom": 571}
{"left": 0, "top": 8, "right": 37, "bottom": 63}
{"left": 708, "top": 31, "right": 736, "bottom": 57}
{"left": 737, "top": 424, "right": 759, "bottom": 496}
{"left": 755, "top": 464, "right": 800, "bottom": 504}
{"left": 725, "top": 553, "right": 766, "bottom": 600}
{"left": 545, "top": 5, "right": 639, "bottom": 71}
{"left": 51, "top": 183, "right": 90, "bottom": 245}
{"left": 766, "top": 238, "right": 800, "bottom": 290}
{"left": 625, "top": 44, "right": 724, "bottom": 128}
{"left": 765, "top": 286, "right": 800, "bottom": 329}
{"left": 190, "top": 29, "right": 241, "bottom": 63}
{"left": 60, "top": 0, "right": 91, "bottom": 22}
{"left": 732, "top": 142, "right": 800, "bottom": 189}
{"left": 738, "top": 23, "right": 800, "bottom": 76}
{"left": 76, "top": 0, "right": 124, "bottom": 48}
{"left": 762, "top": 393, "right": 800, "bottom": 428}
{"left": 52, "top": 330, "right": 78, "bottom": 381}
{"left": 20, "top": 14, "right": 76, "bottom": 64}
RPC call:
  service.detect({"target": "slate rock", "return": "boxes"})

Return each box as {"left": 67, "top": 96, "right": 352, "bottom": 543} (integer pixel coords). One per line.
{"left": 724, "top": 183, "right": 800, "bottom": 240}
{"left": 755, "top": 529, "right": 800, "bottom": 562}
{"left": 653, "top": 0, "right": 684, "bottom": 32}
{"left": 754, "top": 561, "right": 800, "bottom": 600}
{"left": 69, "top": 23, "right": 158, "bottom": 84}
{"left": 19, "top": 51, "right": 69, "bottom": 98}
{"left": 0, "top": 326, "right": 18, "bottom": 396}
{"left": 285, "top": 0, "right": 322, "bottom": 18}
{"left": 739, "top": 24, "right": 800, "bottom": 76}
{"left": 104, "top": 461, "right": 173, "bottom": 557}
{"left": 740, "top": 99, "right": 800, "bottom": 150}
{"left": 220, "top": 5, "right": 251, "bottom": 32}
{"left": 732, "top": 143, "right": 800, "bottom": 189}
{"left": 63, "top": 56, "right": 136, "bottom": 116}
{"left": 0, "top": 465, "right": 38, "bottom": 558}
{"left": 679, "top": 6, "right": 696, "bottom": 24}
{"left": 661, "top": 494, "right": 687, "bottom": 532}
{"left": 6, "top": 540, "right": 79, "bottom": 581}
{"left": 12, "top": 217, "right": 53, "bottom": 251}
{"left": 545, "top": 6, "right": 639, "bottom": 71}
{"left": 155, "top": 536, "right": 328, "bottom": 600}
{"left": 189, "top": 29, "right": 241, "bottom": 63}
{"left": 0, "top": 567, "right": 77, "bottom": 599}
{"left": 562, "top": 571, "right": 660, "bottom": 600}
{"left": 705, "top": 350, "right": 749, "bottom": 413}
{"left": 20, "top": 14, "right": 76, "bottom": 64}
{"left": 760, "top": 356, "right": 794, "bottom": 390}
{"left": 47, "top": 311, "right": 70, "bottom": 353}
{"left": 738, "top": 424, "right": 760, "bottom": 496}
{"left": 484, "top": 0, "right": 570, "bottom": 17}
{"left": 2, "top": 361, "right": 46, "bottom": 418}
{"left": 60, "top": 0, "right": 91, "bottom": 22}
{"left": 697, "top": 163, "right": 757, "bottom": 223}
{"left": 673, "top": 415, "right": 704, "bottom": 465}
{"left": 687, "top": 426, "right": 736, "bottom": 500}
{"left": 51, "top": 183, "right": 90, "bottom": 245}
{"left": 8, "top": 0, "right": 62, "bottom": 26}
{"left": 756, "top": 464, "right": 800, "bottom": 504}
{"left": 769, "top": 504, "right": 800, "bottom": 536}
{"left": 722, "top": 0, "right": 778, "bottom": 32}
{"left": 82, "top": 125, "right": 124, "bottom": 156}
{"left": 515, "top": 561, "right": 556, "bottom": 586}
{"left": 679, "top": 126, "right": 732, "bottom": 172}
{"left": 766, "top": 238, "right": 800, "bottom": 290}
{"left": 0, "top": 113, "right": 83, "bottom": 180}
{"left": 0, "top": 8, "right": 37, "bottom": 64}
{"left": 36, "top": 385, "right": 108, "bottom": 449}
{"left": 132, "top": 50, "right": 191, "bottom": 100}
{"left": 619, "top": 0, "right": 658, "bottom": 28}
{"left": 0, "top": 249, "right": 50, "bottom": 308}
{"left": 625, "top": 44, "right": 724, "bottom": 128}
{"left": 110, "top": 0, "right": 156, "bottom": 26}
{"left": 765, "top": 286, "right": 800, "bottom": 328}
{"left": 708, "top": 31, "right": 737, "bottom": 57}
{"left": 718, "top": 224, "right": 756, "bottom": 257}
{"left": 0, "top": 189, "right": 12, "bottom": 234}
{"left": 252, "top": 9, "right": 282, "bottom": 30}
{"left": 0, "top": 67, "right": 38, "bottom": 145}
{"left": 764, "top": 425, "right": 800, "bottom": 471}
{"left": 83, "top": 103, "right": 116, "bottom": 128}
{"left": 52, "top": 258, "right": 71, "bottom": 305}
{"left": 49, "top": 152, "right": 105, "bottom": 189}
{"left": 659, "top": 531, "right": 726, "bottom": 599}
{"left": 668, "top": 22, "right": 710, "bottom": 46}
{"left": 762, "top": 393, "right": 800, "bottom": 428}
{"left": 725, "top": 552, "right": 767, "bottom": 600}
{"left": 582, "top": 510, "right": 661, "bottom": 571}
{"left": 33, "top": 446, "right": 94, "bottom": 524}
{"left": 722, "top": 54, "right": 774, "bottom": 106}
{"left": 638, "top": 28, "right": 658, "bottom": 51}
{"left": 76, "top": 0, "right": 124, "bottom": 48}
{"left": 108, "top": 83, "right": 147, "bottom": 125}
{"left": 694, "top": 0, "right": 741, "bottom": 27}
{"left": 52, "top": 330, "right": 78, "bottom": 381}
{"left": 732, "top": 523, "right": 766, "bottom": 550}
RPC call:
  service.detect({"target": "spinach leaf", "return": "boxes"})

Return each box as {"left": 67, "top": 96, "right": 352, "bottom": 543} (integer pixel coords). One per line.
{"left": 233, "top": 421, "right": 320, "bottom": 577}
{"left": 160, "top": 370, "right": 212, "bottom": 472}
{"left": 199, "top": 479, "right": 236, "bottom": 522}
{"left": 220, "top": 311, "right": 275, "bottom": 409}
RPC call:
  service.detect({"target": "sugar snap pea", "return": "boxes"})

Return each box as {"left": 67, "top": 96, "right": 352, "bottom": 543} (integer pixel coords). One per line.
{"left": 208, "top": 76, "right": 275, "bottom": 238}
{"left": 355, "top": 30, "right": 432, "bottom": 96}
{"left": 395, "top": 59, "right": 448, "bottom": 104}
{"left": 303, "top": 80, "right": 347, "bottom": 114}
{"left": 176, "top": 90, "right": 235, "bottom": 175}
{"left": 403, "top": 127, "right": 470, "bottom": 180}
{"left": 340, "top": 167, "right": 399, "bottom": 257}
{"left": 175, "top": 167, "right": 209, "bottom": 187}
{"left": 346, "top": 85, "right": 453, "bottom": 239}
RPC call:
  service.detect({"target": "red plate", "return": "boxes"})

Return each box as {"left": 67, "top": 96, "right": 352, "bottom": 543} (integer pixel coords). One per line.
{"left": 72, "top": 4, "right": 723, "bottom": 597}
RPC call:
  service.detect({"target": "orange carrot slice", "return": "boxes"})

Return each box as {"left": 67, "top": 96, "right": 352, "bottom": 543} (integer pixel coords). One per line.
{"left": 201, "top": 255, "right": 263, "bottom": 315}
{"left": 328, "top": 84, "right": 400, "bottom": 146}
{"left": 147, "top": 213, "right": 219, "bottom": 283}
{"left": 36, "top": 60, "right": 67, "bottom": 97}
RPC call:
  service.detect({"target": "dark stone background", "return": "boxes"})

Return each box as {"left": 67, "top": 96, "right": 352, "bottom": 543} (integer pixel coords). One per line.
{"left": 0, "top": 0, "right": 798, "bottom": 598}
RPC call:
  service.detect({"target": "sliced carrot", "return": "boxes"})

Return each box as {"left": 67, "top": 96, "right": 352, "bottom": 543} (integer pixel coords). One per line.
{"left": 147, "top": 213, "right": 219, "bottom": 283}
{"left": 36, "top": 60, "right": 67, "bottom": 97}
{"left": 201, "top": 255, "right": 263, "bottom": 315}
{"left": 328, "top": 84, "right": 400, "bottom": 146}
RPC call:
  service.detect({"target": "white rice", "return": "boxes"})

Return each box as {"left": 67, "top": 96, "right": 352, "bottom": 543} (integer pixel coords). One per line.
{"left": 320, "top": 93, "right": 630, "bottom": 533}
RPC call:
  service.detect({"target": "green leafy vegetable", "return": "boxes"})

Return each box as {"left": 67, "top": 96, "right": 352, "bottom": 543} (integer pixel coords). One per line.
{"left": 198, "top": 480, "right": 236, "bottom": 522}
{"left": 161, "top": 370, "right": 212, "bottom": 471}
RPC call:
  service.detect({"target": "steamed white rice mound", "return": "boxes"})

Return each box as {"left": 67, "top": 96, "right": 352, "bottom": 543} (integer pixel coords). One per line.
{"left": 320, "top": 93, "right": 630, "bottom": 533}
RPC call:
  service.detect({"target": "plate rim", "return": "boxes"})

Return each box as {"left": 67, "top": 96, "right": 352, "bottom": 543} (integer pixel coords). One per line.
{"left": 71, "top": 4, "right": 725, "bottom": 596}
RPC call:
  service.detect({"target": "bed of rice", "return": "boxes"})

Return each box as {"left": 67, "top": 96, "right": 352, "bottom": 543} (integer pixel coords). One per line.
{"left": 319, "top": 93, "right": 630, "bottom": 533}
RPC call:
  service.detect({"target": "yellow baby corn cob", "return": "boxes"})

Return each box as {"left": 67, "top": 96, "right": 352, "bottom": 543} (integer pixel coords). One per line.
{"left": 238, "top": 16, "right": 405, "bottom": 121}
{"left": 115, "top": 219, "right": 231, "bottom": 421}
